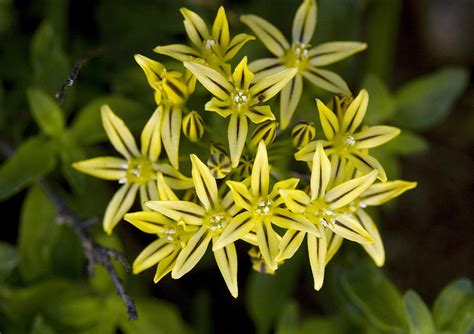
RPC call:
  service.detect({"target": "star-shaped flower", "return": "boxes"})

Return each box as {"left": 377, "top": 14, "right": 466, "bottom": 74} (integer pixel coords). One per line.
{"left": 295, "top": 90, "right": 401, "bottom": 181}
{"left": 73, "top": 105, "right": 192, "bottom": 234}
{"left": 241, "top": 0, "right": 367, "bottom": 129}
{"left": 184, "top": 57, "right": 297, "bottom": 167}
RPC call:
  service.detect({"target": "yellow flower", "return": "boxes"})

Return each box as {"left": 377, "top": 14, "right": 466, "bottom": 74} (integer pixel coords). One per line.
{"left": 241, "top": 0, "right": 367, "bottom": 129}
{"left": 184, "top": 57, "right": 297, "bottom": 167}
{"left": 154, "top": 6, "right": 255, "bottom": 74}
{"left": 214, "top": 141, "right": 319, "bottom": 271}
{"left": 295, "top": 90, "right": 401, "bottom": 181}
{"left": 73, "top": 105, "right": 192, "bottom": 234}
{"left": 145, "top": 155, "right": 241, "bottom": 298}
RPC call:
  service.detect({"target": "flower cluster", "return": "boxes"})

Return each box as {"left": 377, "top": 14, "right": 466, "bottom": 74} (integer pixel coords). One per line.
{"left": 73, "top": 0, "right": 416, "bottom": 297}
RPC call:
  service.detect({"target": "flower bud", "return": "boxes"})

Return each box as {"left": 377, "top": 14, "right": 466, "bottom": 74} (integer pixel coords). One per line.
{"left": 249, "top": 120, "right": 278, "bottom": 150}
{"left": 182, "top": 111, "right": 204, "bottom": 142}
{"left": 291, "top": 121, "right": 316, "bottom": 148}
{"left": 207, "top": 143, "right": 232, "bottom": 179}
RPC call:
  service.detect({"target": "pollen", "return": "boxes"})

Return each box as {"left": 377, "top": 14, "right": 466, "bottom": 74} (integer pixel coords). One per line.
{"left": 125, "top": 158, "right": 154, "bottom": 185}
{"left": 204, "top": 38, "right": 216, "bottom": 50}
{"left": 344, "top": 135, "right": 356, "bottom": 146}
{"left": 233, "top": 90, "right": 248, "bottom": 106}
{"left": 255, "top": 200, "right": 273, "bottom": 216}
{"left": 209, "top": 213, "right": 227, "bottom": 231}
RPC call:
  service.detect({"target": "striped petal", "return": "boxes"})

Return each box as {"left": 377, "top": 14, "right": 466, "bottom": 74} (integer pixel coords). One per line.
{"left": 251, "top": 141, "right": 270, "bottom": 197}
{"left": 354, "top": 125, "right": 401, "bottom": 149}
{"left": 154, "top": 249, "right": 179, "bottom": 283}
{"left": 141, "top": 107, "right": 163, "bottom": 162}
{"left": 341, "top": 89, "right": 369, "bottom": 134}
{"left": 101, "top": 105, "right": 140, "bottom": 159}
{"left": 317, "top": 99, "right": 339, "bottom": 140}
{"left": 103, "top": 183, "right": 139, "bottom": 234}
{"left": 180, "top": 8, "right": 210, "bottom": 48}
{"left": 72, "top": 156, "right": 127, "bottom": 181}
{"left": 172, "top": 226, "right": 212, "bottom": 278}
{"left": 139, "top": 181, "right": 159, "bottom": 210}
{"left": 280, "top": 74, "right": 303, "bottom": 130}
{"left": 124, "top": 210, "right": 169, "bottom": 234}
{"left": 303, "top": 66, "right": 351, "bottom": 95}
{"left": 161, "top": 106, "right": 181, "bottom": 170}
{"left": 205, "top": 97, "right": 233, "bottom": 118}
{"left": 182, "top": 111, "right": 205, "bottom": 142}
{"left": 279, "top": 189, "right": 310, "bottom": 214}
{"left": 162, "top": 73, "right": 189, "bottom": 105}
{"left": 240, "top": 14, "right": 289, "bottom": 57}
{"left": 145, "top": 200, "right": 205, "bottom": 225}
{"left": 156, "top": 172, "right": 179, "bottom": 201}
{"left": 310, "top": 142, "right": 331, "bottom": 200}
{"left": 134, "top": 54, "right": 165, "bottom": 87}
{"left": 330, "top": 214, "right": 373, "bottom": 244}
{"left": 330, "top": 154, "right": 348, "bottom": 186}
{"left": 256, "top": 220, "right": 280, "bottom": 271}
{"left": 325, "top": 229, "right": 343, "bottom": 264}
{"left": 359, "top": 180, "right": 417, "bottom": 207}
{"left": 228, "top": 113, "right": 248, "bottom": 168}
{"left": 232, "top": 57, "right": 254, "bottom": 91}
{"left": 155, "top": 164, "right": 193, "bottom": 189}
{"left": 242, "top": 229, "right": 259, "bottom": 246}
{"left": 309, "top": 42, "right": 367, "bottom": 67}
{"left": 184, "top": 61, "right": 233, "bottom": 101}
{"left": 307, "top": 227, "right": 326, "bottom": 290}
{"left": 213, "top": 212, "right": 254, "bottom": 250}
{"left": 133, "top": 239, "right": 176, "bottom": 274}
{"left": 269, "top": 178, "right": 300, "bottom": 202}
{"left": 292, "top": 0, "right": 317, "bottom": 44}
{"left": 249, "top": 120, "right": 278, "bottom": 150}
{"left": 291, "top": 121, "right": 316, "bottom": 148}
{"left": 223, "top": 33, "right": 255, "bottom": 62}
{"left": 153, "top": 44, "right": 200, "bottom": 62}
{"left": 346, "top": 151, "right": 387, "bottom": 182}
{"left": 272, "top": 208, "right": 319, "bottom": 236}
{"left": 250, "top": 67, "right": 298, "bottom": 102}
{"left": 247, "top": 105, "right": 275, "bottom": 124}
{"left": 249, "top": 58, "right": 285, "bottom": 82}
{"left": 212, "top": 6, "right": 230, "bottom": 49}
{"left": 354, "top": 209, "right": 385, "bottom": 266}
{"left": 213, "top": 239, "right": 238, "bottom": 298}
{"left": 277, "top": 230, "right": 306, "bottom": 261}
{"left": 226, "top": 181, "right": 254, "bottom": 211}
{"left": 191, "top": 154, "right": 219, "bottom": 211}
{"left": 326, "top": 170, "right": 378, "bottom": 209}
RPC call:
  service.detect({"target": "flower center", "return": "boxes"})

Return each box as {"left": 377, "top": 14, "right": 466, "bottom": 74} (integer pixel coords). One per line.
{"left": 285, "top": 42, "right": 310, "bottom": 71}
{"left": 307, "top": 200, "right": 336, "bottom": 228}
{"left": 332, "top": 134, "right": 357, "bottom": 155}
{"left": 123, "top": 157, "right": 154, "bottom": 185}
{"left": 206, "top": 212, "right": 228, "bottom": 232}
{"left": 255, "top": 199, "right": 273, "bottom": 216}
{"left": 232, "top": 89, "right": 249, "bottom": 109}
{"left": 204, "top": 38, "right": 216, "bottom": 50}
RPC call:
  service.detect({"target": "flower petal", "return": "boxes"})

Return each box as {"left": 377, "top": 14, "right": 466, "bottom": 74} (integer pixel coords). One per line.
{"left": 303, "top": 66, "right": 351, "bottom": 95}
{"left": 154, "top": 248, "right": 179, "bottom": 283}
{"left": 325, "top": 229, "right": 343, "bottom": 264}
{"left": 155, "top": 164, "right": 193, "bottom": 189}
{"left": 145, "top": 200, "right": 205, "bottom": 225}
{"left": 307, "top": 228, "right": 326, "bottom": 290}
{"left": 72, "top": 156, "right": 127, "bottom": 181}
{"left": 251, "top": 141, "right": 270, "bottom": 197}
{"left": 316, "top": 99, "right": 339, "bottom": 140}
{"left": 182, "top": 111, "right": 205, "bottom": 142}
{"left": 103, "top": 183, "right": 139, "bottom": 234}
{"left": 269, "top": 178, "right": 300, "bottom": 202}
{"left": 346, "top": 151, "right": 387, "bottom": 182}
{"left": 101, "top": 105, "right": 140, "bottom": 159}
{"left": 228, "top": 113, "right": 248, "bottom": 168}
{"left": 280, "top": 74, "right": 304, "bottom": 130}
{"left": 232, "top": 57, "right": 254, "bottom": 91}
{"left": 161, "top": 106, "right": 182, "bottom": 170}
{"left": 277, "top": 230, "right": 306, "bottom": 261}
{"left": 256, "top": 220, "right": 280, "bottom": 271}
{"left": 141, "top": 107, "right": 163, "bottom": 162}
{"left": 190, "top": 154, "right": 219, "bottom": 211}
{"left": 153, "top": 44, "right": 201, "bottom": 62}
{"left": 249, "top": 120, "right": 278, "bottom": 150}
{"left": 291, "top": 121, "right": 316, "bottom": 148}
{"left": 330, "top": 154, "right": 348, "bottom": 186}
{"left": 133, "top": 239, "right": 176, "bottom": 274}
{"left": 172, "top": 226, "right": 212, "bottom": 278}
{"left": 124, "top": 210, "right": 169, "bottom": 234}
{"left": 309, "top": 41, "right": 367, "bottom": 67}
{"left": 272, "top": 208, "right": 319, "bottom": 236}
{"left": 226, "top": 181, "right": 254, "bottom": 211}
{"left": 205, "top": 97, "right": 233, "bottom": 118}
{"left": 242, "top": 229, "right": 259, "bottom": 246}
{"left": 247, "top": 105, "right": 275, "bottom": 124}
{"left": 341, "top": 89, "right": 369, "bottom": 134}
{"left": 354, "top": 125, "right": 401, "bottom": 149}
{"left": 330, "top": 214, "right": 373, "bottom": 244}
{"left": 279, "top": 189, "right": 310, "bottom": 214}
{"left": 311, "top": 142, "right": 331, "bottom": 200}
{"left": 180, "top": 7, "right": 210, "bottom": 48}
{"left": 184, "top": 61, "right": 233, "bottom": 101}
{"left": 213, "top": 238, "right": 239, "bottom": 298}
{"left": 212, "top": 6, "right": 230, "bottom": 49}
{"left": 249, "top": 58, "right": 286, "bottom": 82}
{"left": 223, "top": 33, "right": 255, "bottom": 62}
{"left": 213, "top": 212, "right": 254, "bottom": 251}
{"left": 139, "top": 181, "right": 159, "bottom": 210}
{"left": 162, "top": 73, "right": 189, "bottom": 105}
{"left": 359, "top": 180, "right": 417, "bottom": 207}
{"left": 250, "top": 67, "right": 298, "bottom": 102}
{"left": 134, "top": 54, "right": 165, "bottom": 87}
{"left": 156, "top": 172, "right": 179, "bottom": 201}
{"left": 292, "top": 0, "right": 317, "bottom": 44}
{"left": 326, "top": 170, "right": 378, "bottom": 209}
{"left": 240, "top": 14, "right": 290, "bottom": 57}
{"left": 354, "top": 209, "right": 385, "bottom": 266}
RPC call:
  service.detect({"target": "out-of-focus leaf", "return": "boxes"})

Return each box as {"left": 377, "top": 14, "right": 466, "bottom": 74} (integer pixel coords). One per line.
{"left": 27, "top": 88, "right": 65, "bottom": 137}
{"left": 0, "top": 0, "right": 13, "bottom": 34}
{"left": 0, "top": 137, "right": 56, "bottom": 200}
{"left": 31, "top": 21, "right": 69, "bottom": 96}
{"left": 70, "top": 96, "right": 149, "bottom": 145}
{"left": 298, "top": 316, "right": 351, "bottom": 334}
{"left": 18, "top": 186, "right": 59, "bottom": 282}
{"left": 120, "top": 298, "right": 190, "bottom": 334}
{"left": 362, "top": 74, "right": 396, "bottom": 125}
{"left": 403, "top": 291, "right": 435, "bottom": 334}
{"left": 30, "top": 315, "right": 56, "bottom": 334}
{"left": 56, "top": 131, "right": 88, "bottom": 193}
{"left": 275, "top": 300, "right": 300, "bottom": 334}
{"left": 191, "top": 290, "right": 212, "bottom": 334}
{"left": 383, "top": 131, "right": 429, "bottom": 156}
{"left": 370, "top": 149, "right": 399, "bottom": 180}
{"left": 50, "top": 296, "right": 107, "bottom": 329}
{"left": 432, "top": 278, "right": 474, "bottom": 333}
{"left": 340, "top": 263, "right": 407, "bottom": 332}
{"left": 0, "top": 242, "right": 18, "bottom": 282}
{"left": 394, "top": 67, "right": 469, "bottom": 130}
{"left": 246, "top": 252, "right": 304, "bottom": 334}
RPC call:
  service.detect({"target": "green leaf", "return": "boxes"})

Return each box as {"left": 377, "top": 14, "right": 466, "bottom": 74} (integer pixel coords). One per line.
{"left": 0, "top": 136, "right": 56, "bottom": 200}
{"left": 27, "top": 88, "right": 65, "bottom": 137}
{"left": 432, "top": 278, "right": 474, "bottom": 333}
{"left": 70, "top": 96, "right": 149, "bottom": 145}
{"left": 275, "top": 300, "right": 300, "bottom": 334}
{"left": 298, "top": 316, "right": 350, "bottom": 334}
{"left": 340, "top": 263, "right": 407, "bottom": 331}
{"left": 0, "top": 242, "right": 18, "bottom": 282}
{"left": 30, "top": 315, "right": 56, "bottom": 334}
{"left": 394, "top": 67, "right": 469, "bottom": 130}
{"left": 191, "top": 290, "right": 212, "bottom": 334}
{"left": 362, "top": 74, "right": 396, "bottom": 125}
{"left": 18, "top": 186, "right": 60, "bottom": 282}
{"left": 383, "top": 131, "right": 429, "bottom": 156}
{"left": 403, "top": 291, "right": 435, "bottom": 334}
{"left": 246, "top": 252, "right": 304, "bottom": 334}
